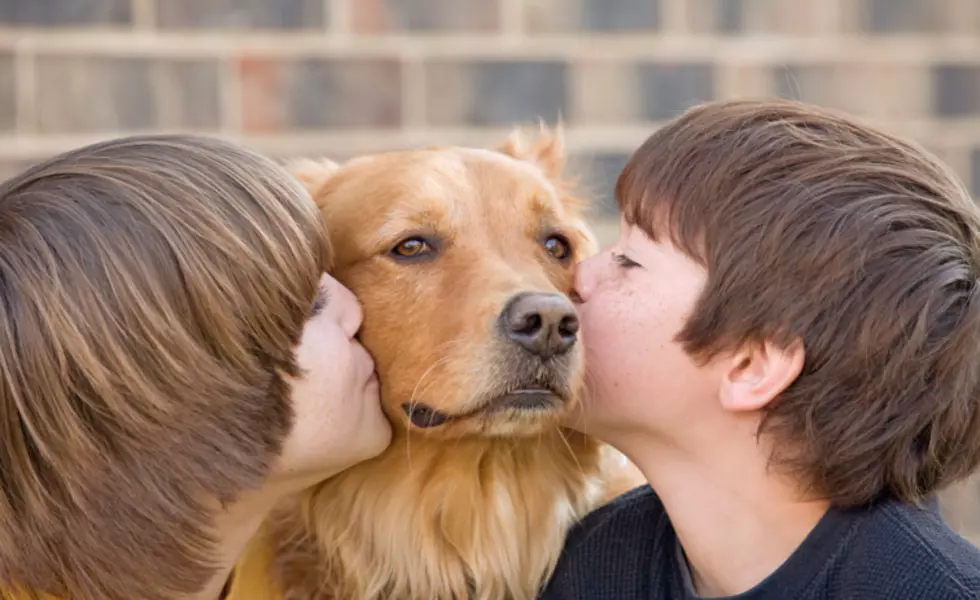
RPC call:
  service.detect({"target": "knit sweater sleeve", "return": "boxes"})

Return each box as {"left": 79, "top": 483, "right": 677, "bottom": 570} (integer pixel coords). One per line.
{"left": 538, "top": 485, "right": 672, "bottom": 600}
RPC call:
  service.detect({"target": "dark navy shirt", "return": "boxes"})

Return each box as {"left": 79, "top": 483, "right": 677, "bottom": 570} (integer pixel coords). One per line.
{"left": 539, "top": 485, "right": 980, "bottom": 599}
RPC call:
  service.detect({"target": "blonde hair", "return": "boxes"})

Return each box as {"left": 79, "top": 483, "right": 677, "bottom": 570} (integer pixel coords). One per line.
{"left": 0, "top": 134, "right": 330, "bottom": 599}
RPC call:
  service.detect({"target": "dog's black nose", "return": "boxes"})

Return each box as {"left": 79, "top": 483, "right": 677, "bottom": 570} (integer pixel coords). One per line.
{"left": 498, "top": 292, "right": 579, "bottom": 358}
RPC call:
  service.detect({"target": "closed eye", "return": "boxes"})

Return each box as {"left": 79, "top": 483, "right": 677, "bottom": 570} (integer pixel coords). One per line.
{"left": 612, "top": 252, "right": 641, "bottom": 269}
{"left": 310, "top": 283, "right": 329, "bottom": 316}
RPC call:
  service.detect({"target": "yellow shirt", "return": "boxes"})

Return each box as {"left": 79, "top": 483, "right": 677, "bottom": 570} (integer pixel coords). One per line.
{"left": 1, "top": 541, "right": 280, "bottom": 600}
{"left": 224, "top": 537, "right": 283, "bottom": 600}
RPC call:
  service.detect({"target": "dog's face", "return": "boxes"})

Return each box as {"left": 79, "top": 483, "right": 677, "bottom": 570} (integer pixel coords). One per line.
{"left": 291, "top": 129, "right": 597, "bottom": 438}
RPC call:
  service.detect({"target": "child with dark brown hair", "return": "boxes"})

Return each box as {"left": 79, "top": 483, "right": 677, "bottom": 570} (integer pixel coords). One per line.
{"left": 542, "top": 98, "right": 980, "bottom": 599}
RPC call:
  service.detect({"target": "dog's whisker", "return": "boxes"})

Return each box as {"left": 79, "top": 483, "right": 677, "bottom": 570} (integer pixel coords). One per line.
{"left": 557, "top": 427, "right": 587, "bottom": 479}
{"left": 406, "top": 341, "right": 463, "bottom": 406}
{"left": 407, "top": 356, "right": 452, "bottom": 406}
{"left": 403, "top": 352, "right": 460, "bottom": 472}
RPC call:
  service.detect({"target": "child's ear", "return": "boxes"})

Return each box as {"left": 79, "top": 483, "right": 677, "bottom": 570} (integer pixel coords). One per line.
{"left": 719, "top": 339, "right": 805, "bottom": 413}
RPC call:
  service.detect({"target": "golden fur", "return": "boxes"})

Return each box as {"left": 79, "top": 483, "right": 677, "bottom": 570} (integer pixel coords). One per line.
{"left": 230, "top": 126, "right": 642, "bottom": 600}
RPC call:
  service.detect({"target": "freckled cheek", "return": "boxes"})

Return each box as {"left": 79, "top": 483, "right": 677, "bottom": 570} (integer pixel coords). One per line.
{"left": 612, "top": 301, "right": 646, "bottom": 370}
{"left": 581, "top": 296, "right": 633, "bottom": 367}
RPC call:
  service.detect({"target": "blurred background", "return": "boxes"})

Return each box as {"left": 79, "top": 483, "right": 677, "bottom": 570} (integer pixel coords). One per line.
{"left": 0, "top": 0, "right": 977, "bottom": 544}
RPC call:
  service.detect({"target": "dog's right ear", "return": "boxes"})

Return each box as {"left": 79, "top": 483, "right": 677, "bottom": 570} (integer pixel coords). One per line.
{"left": 284, "top": 157, "right": 340, "bottom": 207}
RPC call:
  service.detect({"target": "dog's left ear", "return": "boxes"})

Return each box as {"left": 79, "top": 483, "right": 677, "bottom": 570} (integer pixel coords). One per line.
{"left": 497, "top": 120, "right": 566, "bottom": 181}
{"left": 284, "top": 157, "right": 340, "bottom": 207}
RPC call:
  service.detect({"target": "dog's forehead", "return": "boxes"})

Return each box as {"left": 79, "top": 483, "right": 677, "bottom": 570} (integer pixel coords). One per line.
{"left": 400, "top": 148, "right": 559, "bottom": 201}
{"left": 458, "top": 148, "right": 559, "bottom": 195}
{"left": 330, "top": 146, "right": 576, "bottom": 243}
{"left": 382, "top": 153, "right": 473, "bottom": 220}
{"left": 371, "top": 148, "right": 560, "bottom": 206}
{"left": 374, "top": 150, "right": 468, "bottom": 193}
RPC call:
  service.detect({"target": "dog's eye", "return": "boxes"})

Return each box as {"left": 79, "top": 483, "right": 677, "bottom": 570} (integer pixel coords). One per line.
{"left": 391, "top": 237, "right": 433, "bottom": 259}
{"left": 544, "top": 235, "right": 571, "bottom": 261}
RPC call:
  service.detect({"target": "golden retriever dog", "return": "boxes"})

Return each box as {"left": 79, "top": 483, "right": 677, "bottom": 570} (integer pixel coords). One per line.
{"left": 229, "top": 126, "right": 642, "bottom": 600}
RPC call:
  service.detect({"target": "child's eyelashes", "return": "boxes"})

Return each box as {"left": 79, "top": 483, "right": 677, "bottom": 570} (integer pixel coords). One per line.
{"left": 310, "top": 284, "right": 329, "bottom": 316}
{"left": 612, "top": 252, "right": 641, "bottom": 269}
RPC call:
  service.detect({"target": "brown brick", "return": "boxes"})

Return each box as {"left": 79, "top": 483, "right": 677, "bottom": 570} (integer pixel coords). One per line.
{"left": 0, "top": 0, "right": 132, "bottom": 26}
{"left": 637, "top": 63, "right": 714, "bottom": 121}
{"left": 958, "top": 0, "right": 980, "bottom": 34}
{"left": 772, "top": 64, "right": 856, "bottom": 113}
{"left": 860, "top": 65, "right": 930, "bottom": 121}
{"left": 575, "top": 61, "right": 714, "bottom": 124}
{"left": 774, "top": 65, "right": 832, "bottom": 104}
{"left": 714, "top": 0, "right": 744, "bottom": 32}
{"left": 526, "top": 0, "right": 660, "bottom": 32}
{"left": 686, "top": 0, "right": 748, "bottom": 33}
{"left": 945, "top": 147, "right": 975, "bottom": 194}
{"left": 0, "top": 160, "right": 32, "bottom": 180}
{"left": 570, "top": 151, "right": 631, "bottom": 216}
{"left": 156, "top": 0, "right": 325, "bottom": 29}
{"left": 239, "top": 57, "right": 402, "bottom": 132}
{"left": 34, "top": 56, "right": 221, "bottom": 133}
{"left": 35, "top": 56, "right": 153, "bottom": 132}
{"left": 351, "top": 0, "right": 499, "bottom": 32}
{"left": 156, "top": 61, "right": 222, "bottom": 130}
{"left": 856, "top": 0, "right": 937, "bottom": 33}
{"left": 772, "top": 63, "right": 931, "bottom": 120}
{"left": 687, "top": 0, "right": 834, "bottom": 35}
{"left": 931, "top": 63, "right": 980, "bottom": 118}
{"left": 0, "top": 53, "right": 14, "bottom": 132}
{"left": 716, "top": 63, "right": 771, "bottom": 98}
{"left": 424, "top": 60, "right": 567, "bottom": 127}
{"left": 572, "top": 61, "right": 641, "bottom": 124}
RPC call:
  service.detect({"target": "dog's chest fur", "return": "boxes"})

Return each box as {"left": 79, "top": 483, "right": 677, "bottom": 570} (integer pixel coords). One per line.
{"left": 265, "top": 430, "right": 605, "bottom": 600}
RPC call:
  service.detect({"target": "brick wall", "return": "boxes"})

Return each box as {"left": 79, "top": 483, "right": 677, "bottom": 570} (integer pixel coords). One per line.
{"left": 0, "top": 0, "right": 978, "bottom": 542}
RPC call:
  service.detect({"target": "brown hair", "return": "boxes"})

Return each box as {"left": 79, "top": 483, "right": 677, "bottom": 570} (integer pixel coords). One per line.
{"left": 618, "top": 98, "right": 980, "bottom": 508}
{"left": 0, "top": 134, "right": 330, "bottom": 599}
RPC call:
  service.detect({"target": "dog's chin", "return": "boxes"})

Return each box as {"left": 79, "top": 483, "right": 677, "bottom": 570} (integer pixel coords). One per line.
{"left": 398, "top": 388, "right": 577, "bottom": 439}
{"left": 477, "top": 404, "right": 570, "bottom": 437}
